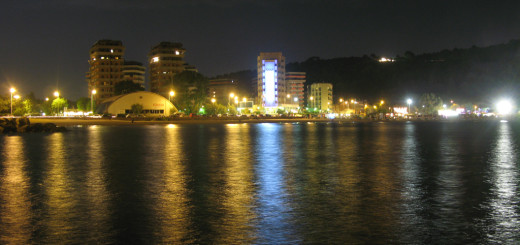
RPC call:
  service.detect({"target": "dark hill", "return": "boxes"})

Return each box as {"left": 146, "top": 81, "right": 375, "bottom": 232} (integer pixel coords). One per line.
{"left": 214, "top": 39, "right": 520, "bottom": 105}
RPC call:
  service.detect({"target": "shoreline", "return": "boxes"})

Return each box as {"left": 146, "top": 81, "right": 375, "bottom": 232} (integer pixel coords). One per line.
{"left": 26, "top": 117, "right": 510, "bottom": 126}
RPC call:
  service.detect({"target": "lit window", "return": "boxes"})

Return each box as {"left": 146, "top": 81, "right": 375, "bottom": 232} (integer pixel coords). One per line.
{"left": 101, "top": 57, "right": 105, "bottom": 59}
{"left": 110, "top": 49, "right": 114, "bottom": 53}
{"left": 152, "top": 57, "right": 159, "bottom": 62}
{"left": 175, "top": 50, "right": 180, "bottom": 55}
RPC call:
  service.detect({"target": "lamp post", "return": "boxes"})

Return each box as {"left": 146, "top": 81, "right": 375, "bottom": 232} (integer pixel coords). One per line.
{"left": 169, "top": 90, "right": 175, "bottom": 101}
{"left": 91, "top": 89, "right": 96, "bottom": 115}
{"left": 9, "top": 88, "right": 15, "bottom": 116}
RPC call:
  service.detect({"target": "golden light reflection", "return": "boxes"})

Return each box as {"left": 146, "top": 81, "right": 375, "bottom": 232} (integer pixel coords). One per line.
{"left": 218, "top": 124, "right": 256, "bottom": 244}
{"left": 44, "top": 133, "right": 78, "bottom": 241}
{"left": 0, "top": 136, "right": 31, "bottom": 244}
{"left": 86, "top": 126, "right": 111, "bottom": 238}
{"left": 154, "top": 125, "right": 191, "bottom": 243}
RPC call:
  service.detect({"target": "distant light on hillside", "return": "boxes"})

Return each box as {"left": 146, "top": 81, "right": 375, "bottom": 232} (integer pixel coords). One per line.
{"left": 379, "top": 57, "right": 395, "bottom": 62}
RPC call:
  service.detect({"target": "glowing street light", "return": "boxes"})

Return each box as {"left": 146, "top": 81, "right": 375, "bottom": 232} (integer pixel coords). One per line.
{"left": 13, "top": 95, "right": 20, "bottom": 99}
{"left": 229, "top": 92, "right": 235, "bottom": 105}
{"left": 54, "top": 91, "right": 60, "bottom": 98}
{"left": 9, "top": 88, "right": 15, "bottom": 116}
{"left": 211, "top": 98, "right": 216, "bottom": 104}
{"left": 380, "top": 100, "right": 385, "bottom": 105}
{"left": 91, "top": 89, "right": 97, "bottom": 114}
{"left": 407, "top": 98, "right": 412, "bottom": 114}
{"left": 45, "top": 97, "right": 49, "bottom": 101}
{"left": 169, "top": 90, "right": 175, "bottom": 101}
{"left": 496, "top": 99, "right": 513, "bottom": 115}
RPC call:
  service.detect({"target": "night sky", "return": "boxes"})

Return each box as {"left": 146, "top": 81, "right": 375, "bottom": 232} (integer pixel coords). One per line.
{"left": 1, "top": 0, "right": 520, "bottom": 100}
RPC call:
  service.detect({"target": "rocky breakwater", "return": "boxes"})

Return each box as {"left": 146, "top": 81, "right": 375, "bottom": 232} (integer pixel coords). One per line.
{"left": 0, "top": 118, "right": 66, "bottom": 133}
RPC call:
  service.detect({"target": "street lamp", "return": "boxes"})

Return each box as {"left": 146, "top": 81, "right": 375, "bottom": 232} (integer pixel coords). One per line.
{"left": 169, "top": 90, "right": 175, "bottom": 101}
{"left": 9, "top": 88, "right": 15, "bottom": 116}
{"left": 407, "top": 98, "right": 412, "bottom": 114}
{"left": 54, "top": 91, "right": 60, "bottom": 98}
{"left": 91, "top": 89, "right": 97, "bottom": 114}
{"left": 229, "top": 93, "right": 235, "bottom": 105}
{"left": 211, "top": 98, "right": 216, "bottom": 104}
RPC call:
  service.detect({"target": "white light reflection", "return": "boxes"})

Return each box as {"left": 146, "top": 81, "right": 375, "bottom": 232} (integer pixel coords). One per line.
{"left": 254, "top": 123, "right": 296, "bottom": 243}
{"left": 398, "top": 123, "right": 426, "bottom": 241}
{"left": 487, "top": 122, "right": 519, "bottom": 243}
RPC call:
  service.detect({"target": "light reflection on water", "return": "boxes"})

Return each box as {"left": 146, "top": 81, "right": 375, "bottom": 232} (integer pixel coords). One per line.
{"left": 0, "top": 121, "right": 519, "bottom": 243}
{"left": 487, "top": 122, "right": 520, "bottom": 243}
{"left": 0, "top": 136, "right": 31, "bottom": 244}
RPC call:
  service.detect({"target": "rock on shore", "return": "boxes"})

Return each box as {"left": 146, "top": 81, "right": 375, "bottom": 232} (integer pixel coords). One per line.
{"left": 0, "top": 118, "right": 66, "bottom": 133}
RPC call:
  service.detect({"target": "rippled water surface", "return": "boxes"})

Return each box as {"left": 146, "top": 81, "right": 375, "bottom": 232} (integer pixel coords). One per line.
{"left": 0, "top": 121, "right": 519, "bottom": 244}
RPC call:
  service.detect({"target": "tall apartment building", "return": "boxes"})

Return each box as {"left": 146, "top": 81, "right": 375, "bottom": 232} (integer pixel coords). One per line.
{"left": 148, "top": 42, "right": 186, "bottom": 96}
{"left": 257, "top": 52, "right": 286, "bottom": 108}
{"left": 123, "top": 61, "right": 146, "bottom": 88}
{"left": 286, "top": 72, "right": 305, "bottom": 108}
{"left": 87, "top": 40, "right": 125, "bottom": 100}
{"left": 307, "top": 83, "right": 333, "bottom": 112}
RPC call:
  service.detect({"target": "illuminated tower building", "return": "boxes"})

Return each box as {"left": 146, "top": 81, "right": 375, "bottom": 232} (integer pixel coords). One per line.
{"left": 257, "top": 52, "right": 286, "bottom": 110}
{"left": 286, "top": 72, "right": 305, "bottom": 108}
{"left": 148, "top": 42, "right": 186, "bottom": 96}
{"left": 87, "top": 40, "right": 125, "bottom": 100}
{"left": 123, "top": 61, "right": 146, "bottom": 89}
{"left": 307, "top": 83, "right": 333, "bottom": 113}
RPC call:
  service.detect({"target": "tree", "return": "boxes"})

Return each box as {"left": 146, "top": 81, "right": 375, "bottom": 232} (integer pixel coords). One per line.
{"left": 114, "top": 80, "right": 144, "bottom": 95}
{"left": 51, "top": 98, "right": 68, "bottom": 115}
{"left": 418, "top": 93, "right": 443, "bottom": 115}
{"left": 22, "top": 99, "right": 33, "bottom": 115}
{"left": 131, "top": 103, "right": 143, "bottom": 115}
{"left": 76, "top": 97, "right": 91, "bottom": 111}
{"left": 173, "top": 71, "right": 209, "bottom": 114}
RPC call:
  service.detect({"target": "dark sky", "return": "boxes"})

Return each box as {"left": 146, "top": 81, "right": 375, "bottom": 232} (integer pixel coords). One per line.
{"left": 1, "top": 0, "right": 520, "bottom": 100}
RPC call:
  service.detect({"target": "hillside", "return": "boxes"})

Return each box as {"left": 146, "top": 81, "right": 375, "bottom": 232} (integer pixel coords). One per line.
{"left": 214, "top": 40, "right": 520, "bottom": 104}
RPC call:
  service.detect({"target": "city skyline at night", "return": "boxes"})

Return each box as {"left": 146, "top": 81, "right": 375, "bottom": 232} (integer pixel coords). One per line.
{"left": 1, "top": 0, "right": 520, "bottom": 100}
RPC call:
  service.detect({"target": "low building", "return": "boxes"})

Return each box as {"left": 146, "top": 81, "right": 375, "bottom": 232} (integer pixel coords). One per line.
{"left": 307, "top": 83, "right": 333, "bottom": 113}
{"left": 96, "top": 91, "right": 176, "bottom": 116}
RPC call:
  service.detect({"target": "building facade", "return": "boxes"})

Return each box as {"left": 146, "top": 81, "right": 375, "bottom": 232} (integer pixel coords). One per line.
{"left": 148, "top": 42, "right": 186, "bottom": 96}
{"left": 123, "top": 61, "right": 146, "bottom": 88}
{"left": 286, "top": 72, "right": 306, "bottom": 108}
{"left": 95, "top": 91, "right": 176, "bottom": 117}
{"left": 307, "top": 83, "right": 333, "bottom": 113}
{"left": 87, "top": 40, "right": 125, "bottom": 100}
{"left": 208, "top": 79, "right": 238, "bottom": 105}
{"left": 257, "top": 52, "right": 286, "bottom": 109}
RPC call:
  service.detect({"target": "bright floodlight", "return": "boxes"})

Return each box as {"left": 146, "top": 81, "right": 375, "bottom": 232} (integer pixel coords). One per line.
{"left": 10, "top": 88, "right": 15, "bottom": 93}
{"left": 496, "top": 99, "right": 513, "bottom": 115}
{"left": 407, "top": 99, "right": 412, "bottom": 105}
